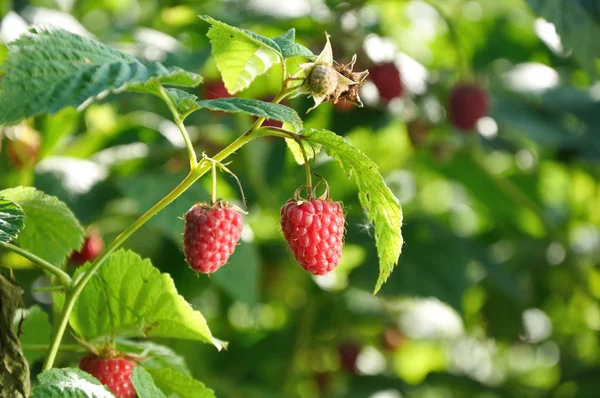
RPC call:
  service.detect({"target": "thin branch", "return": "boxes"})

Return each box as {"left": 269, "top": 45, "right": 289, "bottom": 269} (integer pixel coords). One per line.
{"left": 159, "top": 85, "right": 198, "bottom": 169}
{"left": 1, "top": 242, "right": 71, "bottom": 288}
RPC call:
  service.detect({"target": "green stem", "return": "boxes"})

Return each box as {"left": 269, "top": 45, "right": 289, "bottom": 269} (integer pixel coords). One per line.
{"left": 33, "top": 285, "right": 65, "bottom": 293}
{"left": 159, "top": 85, "right": 198, "bottom": 169}
{"left": 1, "top": 242, "right": 71, "bottom": 288}
{"left": 211, "top": 159, "right": 217, "bottom": 204}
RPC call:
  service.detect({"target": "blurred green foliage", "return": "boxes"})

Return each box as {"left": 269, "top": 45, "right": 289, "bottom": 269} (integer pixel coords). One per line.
{"left": 1, "top": 0, "right": 600, "bottom": 397}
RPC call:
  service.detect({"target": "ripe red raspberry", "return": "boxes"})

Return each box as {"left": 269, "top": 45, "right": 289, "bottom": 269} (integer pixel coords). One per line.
{"left": 202, "top": 80, "right": 231, "bottom": 100}
{"left": 70, "top": 232, "right": 104, "bottom": 266}
{"left": 79, "top": 355, "right": 136, "bottom": 398}
{"left": 448, "top": 83, "right": 489, "bottom": 131}
{"left": 183, "top": 202, "right": 243, "bottom": 274}
{"left": 369, "top": 62, "right": 403, "bottom": 102}
{"left": 280, "top": 198, "right": 345, "bottom": 275}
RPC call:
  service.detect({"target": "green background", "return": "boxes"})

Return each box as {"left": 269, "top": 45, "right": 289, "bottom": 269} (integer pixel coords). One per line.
{"left": 1, "top": 0, "right": 600, "bottom": 397}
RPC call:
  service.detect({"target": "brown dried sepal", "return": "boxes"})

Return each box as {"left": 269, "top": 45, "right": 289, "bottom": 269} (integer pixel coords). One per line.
{"left": 325, "top": 55, "right": 369, "bottom": 107}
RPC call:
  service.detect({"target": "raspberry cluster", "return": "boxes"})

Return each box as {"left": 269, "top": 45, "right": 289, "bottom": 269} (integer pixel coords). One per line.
{"left": 79, "top": 355, "right": 136, "bottom": 398}
{"left": 280, "top": 198, "right": 345, "bottom": 275}
{"left": 183, "top": 202, "right": 243, "bottom": 274}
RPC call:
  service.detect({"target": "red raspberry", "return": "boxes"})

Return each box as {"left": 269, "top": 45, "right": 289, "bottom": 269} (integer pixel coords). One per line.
{"left": 448, "top": 83, "right": 489, "bottom": 131}
{"left": 280, "top": 198, "right": 345, "bottom": 275}
{"left": 370, "top": 62, "right": 403, "bottom": 102}
{"left": 70, "top": 232, "right": 104, "bottom": 266}
{"left": 183, "top": 202, "right": 243, "bottom": 274}
{"left": 338, "top": 342, "right": 361, "bottom": 373}
{"left": 202, "top": 80, "right": 231, "bottom": 100}
{"left": 79, "top": 355, "right": 136, "bottom": 398}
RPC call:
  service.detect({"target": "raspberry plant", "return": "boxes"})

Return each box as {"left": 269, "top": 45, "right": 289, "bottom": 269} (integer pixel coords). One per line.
{"left": 0, "top": 16, "right": 402, "bottom": 397}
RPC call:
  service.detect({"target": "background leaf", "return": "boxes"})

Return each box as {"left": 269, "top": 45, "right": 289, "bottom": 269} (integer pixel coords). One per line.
{"left": 526, "top": 0, "right": 600, "bottom": 76}
{"left": 200, "top": 15, "right": 281, "bottom": 94}
{"left": 69, "top": 249, "right": 224, "bottom": 349}
{"left": 302, "top": 129, "right": 403, "bottom": 293}
{"left": 31, "top": 368, "right": 114, "bottom": 398}
{"left": 116, "top": 339, "right": 191, "bottom": 375}
{"left": 0, "top": 26, "right": 201, "bottom": 125}
{"left": 272, "top": 29, "right": 315, "bottom": 59}
{"left": 0, "top": 187, "right": 84, "bottom": 266}
{"left": 0, "top": 198, "right": 24, "bottom": 244}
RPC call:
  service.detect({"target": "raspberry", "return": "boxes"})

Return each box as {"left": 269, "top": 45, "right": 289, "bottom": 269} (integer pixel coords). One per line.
{"left": 202, "top": 80, "right": 231, "bottom": 100}
{"left": 448, "top": 83, "right": 489, "bottom": 131}
{"left": 79, "top": 355, "right": 136, "bottom": 398}
{"left": 280, "top": 198, "right": 345, "bottom": 275}
{"left": 183, "top": 202, "right": 243, "bottom": 274}
{"left": 338, "top": 342, "right": 361, "bottom": 373}
{"left": 308, "top": 64, "right": 339, "bottom": 98}
{"left": 70, "top": 232, "right": 104, "bottom": 266}
{"left": 261, "top": 119, "right": 283, "bottom": 128}
{"left": 369, "top": 62, "right": 403, "bottom": 102}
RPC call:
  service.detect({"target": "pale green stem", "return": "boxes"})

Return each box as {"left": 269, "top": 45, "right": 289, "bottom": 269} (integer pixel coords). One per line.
{"left": 211, "top": 159, "right": 217, "bottom": 204}
{"left": 33, "top": 285, "right": 65, "bottom": 293}
{"left": 1, "top": 242, "right": 71, "bottom": 288}
{"left": 159, "top": 85, "right": 198, "bottom": 169}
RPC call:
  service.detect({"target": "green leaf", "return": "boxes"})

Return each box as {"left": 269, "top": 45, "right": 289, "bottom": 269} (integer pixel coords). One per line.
{"left": 0, "top": 187, "right": 84, "bottom": 266}
{"left": 144, "top": 368, "right": 215, "bottom": 398}
{"left": 526, "top": 0, "right": 600, "bottom": 76}
{"left": 167, "top": 89, "right": 303, "bottom": 129}
{"left": 0, "top": 198, "right": 24, "bottom": 244}
{"left": 199, "top": 15, "right": 282, "bottom": 94}
{"left": 32, "top": 368, "right": 114, "bottom": 398}
{"left": 131, "top": 367, "right": 166, "bottom": 398}
{"left": 116, "top": 339, "right": 191, "bottom": 376}
{"left": 0, "top": 26, "right": 201, "bottom": 125}
{"left": 69, "top": 249, "right": 225, "bottom": 350}
{"left": 12, "top": 306, "right": 51, "bottom": 365}
{"left": 284, "top": 137, "right": 321, "bottom": 165}
{"left": 273, "top": 29, "right": 315, "bottom": 59}
{"left": 302, "top": 129, "right": 403, "bottom": 293}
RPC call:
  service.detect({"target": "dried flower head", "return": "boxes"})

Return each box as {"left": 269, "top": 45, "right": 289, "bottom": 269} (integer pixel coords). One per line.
{"left": 293, "top": 34, "right": 369, "bottom": 112}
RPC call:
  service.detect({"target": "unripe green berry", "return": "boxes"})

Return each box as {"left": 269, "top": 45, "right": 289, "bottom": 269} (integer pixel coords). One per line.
{"left": 308, "top": 65, "right": 338, "bottom": 98}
